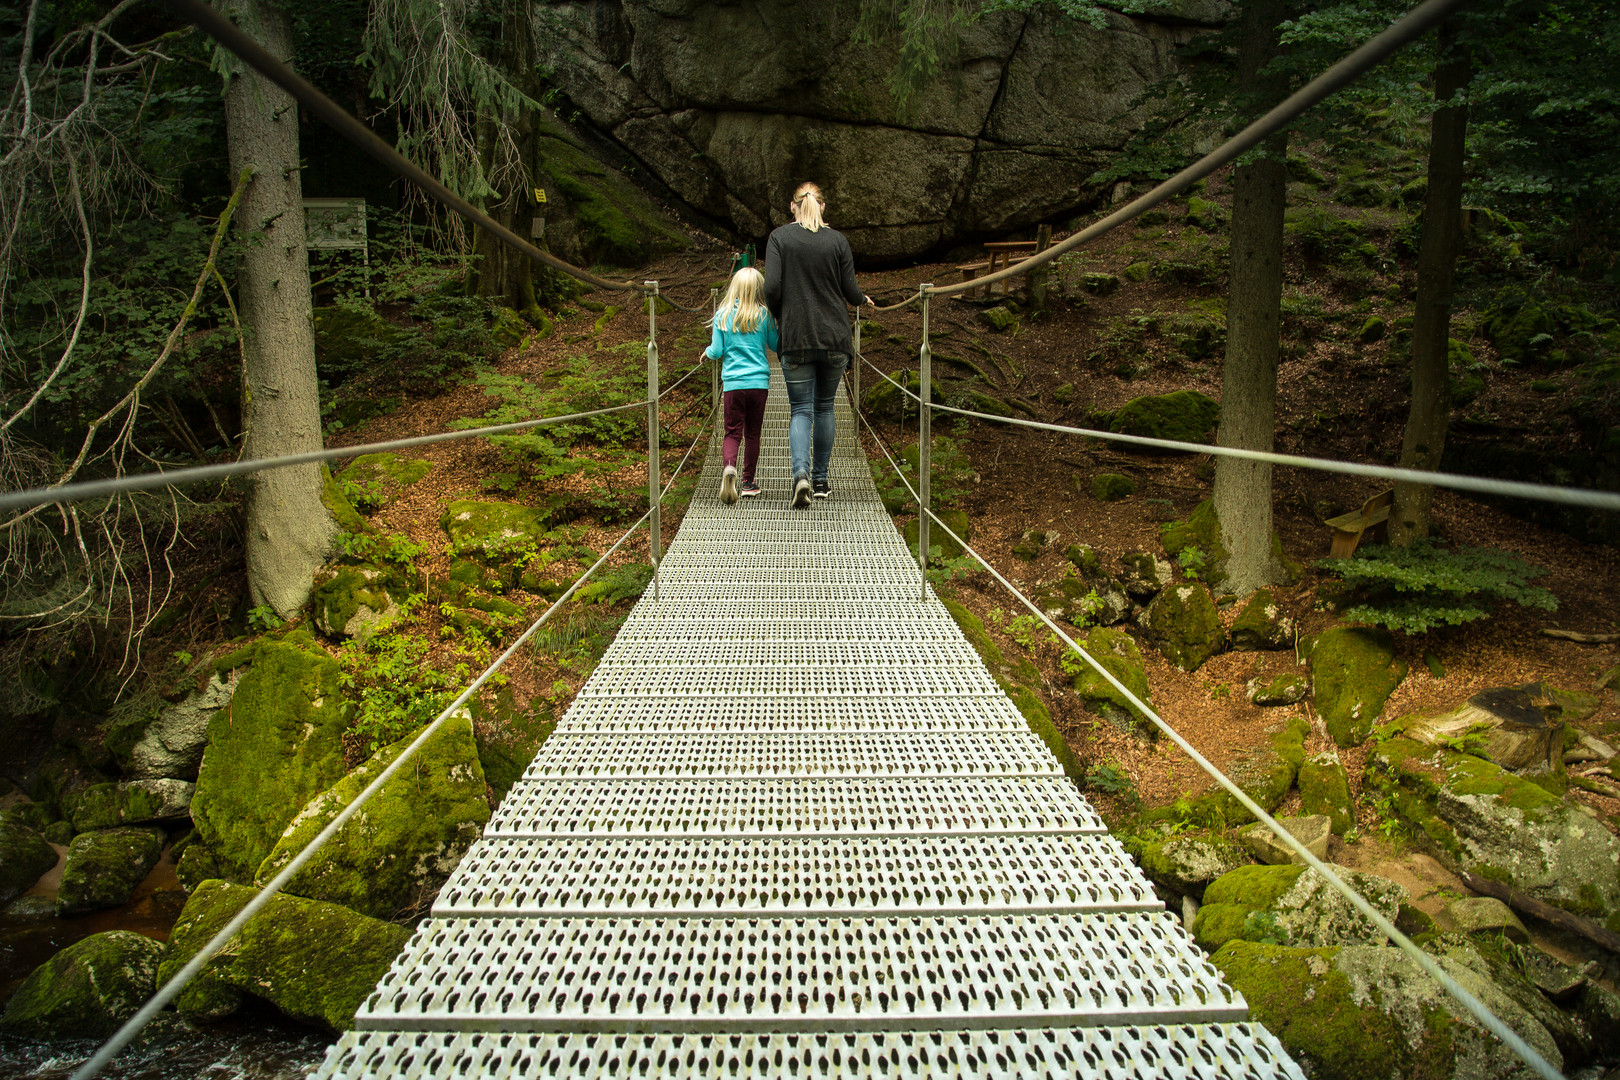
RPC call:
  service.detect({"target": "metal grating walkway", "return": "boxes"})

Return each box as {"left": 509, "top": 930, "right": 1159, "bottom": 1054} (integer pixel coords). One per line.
{"left": 315, "top": 369, "right": 1305, "bottom": 1079}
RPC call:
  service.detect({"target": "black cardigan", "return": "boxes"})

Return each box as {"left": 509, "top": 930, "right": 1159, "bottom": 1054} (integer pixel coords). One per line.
{"left": 762, "top": 223, "right": 865, "bottom": 355}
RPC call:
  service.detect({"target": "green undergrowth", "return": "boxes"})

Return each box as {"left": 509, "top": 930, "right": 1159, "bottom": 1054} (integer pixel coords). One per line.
{"left": 1319, "top": 540, "right": 1557, "bottom": 634}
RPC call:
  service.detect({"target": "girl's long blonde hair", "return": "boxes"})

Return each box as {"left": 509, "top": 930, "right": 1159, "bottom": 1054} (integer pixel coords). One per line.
{"left": 714, "top": 265, "right": 767, "bottom": 333}
{"left": 791, "top": 181, "right": 825, "bottom": 232}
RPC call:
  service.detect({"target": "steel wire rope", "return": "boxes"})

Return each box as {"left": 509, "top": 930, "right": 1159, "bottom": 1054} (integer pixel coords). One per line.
{"left": 847, "top": 391, "right": 1562, "bottom": 1080}
{"left": 867, "top": 289, "right": 924, "bottom": 313}
{"left": 858, "top": 354, "right": 1620, "bottom": 513}
{"left": 68, "top": 401, "right": 719, "bottom": 1080}
{"left": 920, "top": 0, "right": 1470, "bottom": 300}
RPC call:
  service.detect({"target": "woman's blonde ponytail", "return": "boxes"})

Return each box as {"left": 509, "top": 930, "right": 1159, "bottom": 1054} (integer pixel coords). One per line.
{"left": 791, "top": 182, "right": 825, "bottom": 233}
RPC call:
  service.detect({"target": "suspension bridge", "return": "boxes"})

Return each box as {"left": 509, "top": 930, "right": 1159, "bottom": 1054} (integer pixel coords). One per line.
{"left": 310, "top": 369, "right": 1304, "bottom": 1078}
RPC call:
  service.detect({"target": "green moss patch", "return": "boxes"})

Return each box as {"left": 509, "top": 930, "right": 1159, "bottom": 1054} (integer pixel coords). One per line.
{"left": 1111, "top": 389, "right": 1220, "bottom": 446}
{"left": 1145, "top": 582, "right": 1224, "bottom": 672}
{"left": 1072, "top": 627, "right": 1154, "bottom": 733}
{"left": 55, "top": 827, "right": 164, "bottom": 916}
{"left": 1308, "top": 626, "right": 1407, "bottom": 747}
{"left": 0, "top": 820, "right": 58, "bottom": 906}
{"left": 0, "top": 931, "right": 163, "bottom": 1039}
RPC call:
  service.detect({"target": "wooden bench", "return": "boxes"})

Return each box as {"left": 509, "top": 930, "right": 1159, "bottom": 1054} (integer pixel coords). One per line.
{"left": 1325, "top": 488, "right": 1394, "bottom": 558}
{"left": 952, "top": 227, "right": 1054, "bottom": 300}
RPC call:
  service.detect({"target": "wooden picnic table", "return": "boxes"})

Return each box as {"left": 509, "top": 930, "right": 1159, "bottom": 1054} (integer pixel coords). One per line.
{"left": 955, "top": 231, "right": 1051, "bottom": 299}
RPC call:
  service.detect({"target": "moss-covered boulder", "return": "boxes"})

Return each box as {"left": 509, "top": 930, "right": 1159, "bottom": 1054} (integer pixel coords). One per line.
{"left": 1185, "top": 196, "right": 1226, "bottom": 231}
{"left": 63, "top": 779, "right": 193, "bottom": 832}
{"left": 1034, "top": 572, "right": 1129, "bottom": 629}
{"left": 334, "top": 453, "right": 431, "bottom": 513}
{"left": 256, "top": 712, "right": 490, "bottom": 919}
{"left": 1193, "top": 862, "right": 1406, "bottom": 951}
{"left": 1090, "top": 473, "right": 1135, "bottom": 501}
{"left": 1229, "top": 589, "right": 1294, "bottom": 650}
{"left": 309, "top": 563, "right": 407, "bottom": 643}
{"left": 1145, "top": 582, "right": 1224, "bottom": 672}
{"left": 1118, "top": 551, "right": 1173, "bottom": 601}
{"left": 55, "top": 827, "right": 165, "bottom": 916}
{"left": 440, "top": 500, "right": 551, "bottom": 570}
{"left": 158, "top": 880, "right": 410, "bottom": 1033}
{"left": 1158, "top": 499, "right": 1230, "bottom": 588}
{"left": 188, "top": 632, "right": 350, "bottom": 884}
{"left": 1236, "top": 815, "right": 1331, "bottom": 865}
{"left": 1298, "top": 751, "right": 1354, "bottom": 835}
{"left": 28, "top": 745, "right": 108, "bottom": 819}
{"left": 534, "top": 112, "right": 690, "bottom": 268}
{"left": 1121, "top": 833, "right": 1248, "bottom": 900}
{"left": 1365, "top": 734, "right": 1620, "bottom": 929}
{"left": 1079, "top": 272, "right": 1119, "bottom": 295}
{"left": 1213, "top": 941, "right": 1562, "bottom": 1080}
{"left": 1111, "top": 389, "right": 1220, "bottom": 446}
{"left": 1192, "top": 716, "right": 1309, "bottom": 827}
{"left": 1483, "top": 287, "right": 1556, "bottom": 367}
{"left": 980, "top": 306, "right": 1019, "bottom": 333}
{"left": 472, "top": 690, "right": 556, "bottom": 802}
{"left": 0, "top": 820, "right": 58, "bottom": 906}
{"left": 1307, "top": 626, "right": 1407, "bottom": 747}
{"left": 862, "top": 368, "right": 919, "bottom": 424}
{"left": 1071, "top": 627, "right": 1154, "bottom": 733}
{"left": 1247, "top": 670, "right": 1309, "bottom": 706}
{"left": 0, "top": 931, "right": 163, "bottom": 1039}
{"left": 903, "top": 509, "right": 970, "bottom": 559}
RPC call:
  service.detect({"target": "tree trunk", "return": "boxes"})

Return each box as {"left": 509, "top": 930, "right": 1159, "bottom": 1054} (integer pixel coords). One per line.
{"left": 1390, "top": 25, "right": 1471, "bottom": 545}
{"left": 1212, "top": 0, "right": 1288, "bottom": 596}
{"left": 224, "top": 0, "right": 335, "bottom": 617}
{"left": 472, "top": 3, "right": 541, "bottom": 320}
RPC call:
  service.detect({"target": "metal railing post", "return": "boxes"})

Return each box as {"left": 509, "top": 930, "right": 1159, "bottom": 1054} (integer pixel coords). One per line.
{"left": 918, "top": 287, "right": 933, "bottom": 598}
{"left": 851, "top": 306, "right": 862, "bottom": 404}
{"left": 709, "top": 286, "right": 721, "bottom": 416}
{"left": 646, "top": 281, "right": 661, "bottom": 601}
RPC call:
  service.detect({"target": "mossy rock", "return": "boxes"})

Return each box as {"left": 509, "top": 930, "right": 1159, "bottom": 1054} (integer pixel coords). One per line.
{"left": 55, "top": 827, "right": 164, "bottom": 917}
{"left": 0, "top": 820, "right": 58, "bottom": 906}
{"left": 1009, "top": 531, "right": 1048, "bottom": 562}
{"left": 311, "top": 563, "right": 410, "bottom": 643}
{"left": 1051, "top": 383, "right": 1076, "bottom": 404}
{"left": 1298, "top": 751, "right": 1354, "bottom": 835}
{"left": 1072, "top": 627, "right": 1154, "bottom": 733}
{"left": 334, "top": 453, "right": 431, "bottom": 513}
{"left": 1121, "top": 833, "right": 1248, "bottom": 900}
{"left": 1079, "top": 272, "right": 1120, "bottom": 295}
{"left": 862, "top": 369, "right": 919, "bottom": 424}
{"left": 440, "top": 500, "right": 552, "bottom": 567}
{"left": 903, "top": 509, "right": 970, "bottom": 559}
{"left": 1365, "top": 734, "right": 1620, "bottom": 927}
{"left": 2, "top": 802, "right": 54, "bottom": 833}
{"left": 996, "top": 675, "right": 1082, "bottom": 787}
{"left": 963, "top": 389, "right": 1014, "bottom": 418}
{"left": 1158, "top": 500, "right": 1229, "bottom": 588}
{"left": 256, "top": 711, "right": 489, "bottom": 920}
{"left": 534, "top": 114, "right": 690, "bottom": 268}
{"left": 1307, "top": 627, "right": 1407, "bottom": 748}
{"left": 188, "top": 633, "right": 350, "bottom": 884}
{"left": 472, "top": 688, "right": 556, "bottom": 802}
{"left": 1090, "top": 473, "right": 1135, "bottom": 502}
{"left": 320, "top": 466, "right": 368, "bottom": 534}
{"left": 489, "top": 305, "right": 528, "bottom": 350}
{"left": 1483, "top": 287, "right": 1556, "bottom": 366}
{"left": 1185, "top": 196, "right": 1226, "bottom": 231}
{"left": 175, "top": 841, "right": 232, "bottom": 894}
{"left": 1195, "top": 862, "right": 1406, "bottom": 950}
{"left": 1122, "top": 261, "right": 1152, "bottom": 282}
{"left": 1358, "top": 316, "right": 1385, "bottom": 343}
{"left": 1034, "top": 572, "right": 1129, "bottom": 629}
{"left": 980, "top": 306, "right": 1019, "bottom": 333}
{"left": 1119, "top": 550, "right": 1173, "bottom": 600}
{"left": 28, "top": 745, "right": 108, "bottom": 819}
{"left": 63, "top": 779, "right": 194, "bottom": 831}
{"left": 1192, "top": 716, "right": 1309, "bottom": 828}
{"left": 109, "top": 670, "right": 240, "bottom": 782}
{"left": 1248, "top": 671, "right": 1310, "bottom": 710}
{"left": 0, "top": 930, "right": 163, "bottom": 1040}
{"left": 941, "top": 597, "right": 1005, "bottom": 669}
{"left": 1145, "top": 582, "right": 1224, "bottom": 672}
{"left": 158, "top": 879, "right": 411, "bottom": 1033}
{"left": 1230, "top": 589, "right": 1294, "bottom": 650}
{"left": 1063, "top": 544, "right": 1104, "bottom": 578}
{"left": 1212, "top": 941, "right": 1562, "bottom": 1080}
{"left": 1110, "top": 390, "right": 1220, "bottom": 447}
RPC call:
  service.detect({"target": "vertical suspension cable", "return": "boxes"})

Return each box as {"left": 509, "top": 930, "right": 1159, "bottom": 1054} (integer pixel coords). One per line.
{"left": 852, "top": 305, "right": 862, "bottom": 405}
{"left": 710, "top": 287, "right": 721, "bottom": 418}
{"left": 647, "top": 282, "right": 662, "bottom": 603}
{"left": 917, "top": 288, "right": 933, "bottom": 598}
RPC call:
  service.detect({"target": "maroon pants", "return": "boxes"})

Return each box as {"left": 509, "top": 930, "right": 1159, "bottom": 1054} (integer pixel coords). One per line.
{"left": 722, "top": 388, "right": 769, "bottom": 481}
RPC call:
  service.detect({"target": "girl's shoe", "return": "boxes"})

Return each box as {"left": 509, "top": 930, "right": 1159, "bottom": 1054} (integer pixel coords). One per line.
{"left": 739, "top": 480, "right": 762, "bottom": 498}
{"left": 720, "top": 466, "right": 739, "bottom": 504}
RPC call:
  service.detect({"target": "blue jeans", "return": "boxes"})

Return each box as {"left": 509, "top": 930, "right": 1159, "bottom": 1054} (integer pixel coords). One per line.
{"left": 781, "top": 350, "right": 848, "bottom": 483}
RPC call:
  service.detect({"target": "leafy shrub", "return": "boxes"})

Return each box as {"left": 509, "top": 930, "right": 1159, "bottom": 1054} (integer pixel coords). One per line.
{"left": 337, "top": 631, "right": 468, "bottom": 754}
{"left": 1318, "top": 540, "right": 1557, "bottom": 634}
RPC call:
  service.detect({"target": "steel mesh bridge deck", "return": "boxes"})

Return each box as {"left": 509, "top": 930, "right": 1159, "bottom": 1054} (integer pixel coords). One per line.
{"left": 316, "top": 370, "right": 1304, "bottom": 1079}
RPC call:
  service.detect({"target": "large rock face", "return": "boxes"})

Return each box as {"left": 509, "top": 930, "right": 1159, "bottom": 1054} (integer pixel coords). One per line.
{"left": 0, "top": 931, "right": 163, "bottom": 1040}
{"left": 535, "top": 0, "right": 1220, "bottom": 259}
{"left": 1192, "top": 863, "right": 1406, "bottom": 951}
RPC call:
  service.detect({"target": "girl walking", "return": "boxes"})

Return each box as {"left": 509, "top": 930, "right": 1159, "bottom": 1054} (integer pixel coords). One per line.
{"left": 705, "top": 266, "right": 779, "bottom": 504}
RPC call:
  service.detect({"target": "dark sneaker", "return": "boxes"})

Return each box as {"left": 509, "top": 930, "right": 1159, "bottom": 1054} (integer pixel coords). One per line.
{"left": 812, "top": 478, "right": 831, "bottom": 499}
{"left": 792, "top": 474, "right": 813, "bottom": 509}
{"left": 719, "top": 465, "right": 738, "bottom": 505}
{"left": 739, "top": 480, "right": 762, "bottom": 498}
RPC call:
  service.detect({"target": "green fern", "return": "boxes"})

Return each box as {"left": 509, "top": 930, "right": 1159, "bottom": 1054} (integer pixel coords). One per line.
{"left": 1319, "top": 540, "right": 1557, "bottom": 634}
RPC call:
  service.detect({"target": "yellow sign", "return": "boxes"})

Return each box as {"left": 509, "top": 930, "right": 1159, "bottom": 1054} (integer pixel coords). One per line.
{"left": 533, "top": 187, "right": 547, "bottom": 204}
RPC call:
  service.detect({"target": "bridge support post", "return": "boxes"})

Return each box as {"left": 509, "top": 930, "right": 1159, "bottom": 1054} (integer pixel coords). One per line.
{"left": 851, "top": 306, "right": 861, "bottom": 405}
{"left": 918, "top": 287, "right": 932, "bottom": 600}
{"left": 646, "top": 281, "right": 662, "bottom": 602}
{"left": 710, "top": 287, "right": 721, "bottom": 416}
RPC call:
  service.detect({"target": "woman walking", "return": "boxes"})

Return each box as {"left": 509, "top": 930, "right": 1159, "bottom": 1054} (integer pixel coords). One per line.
{"left": 763, "top": 181, "right": 870, "bottom": 508}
